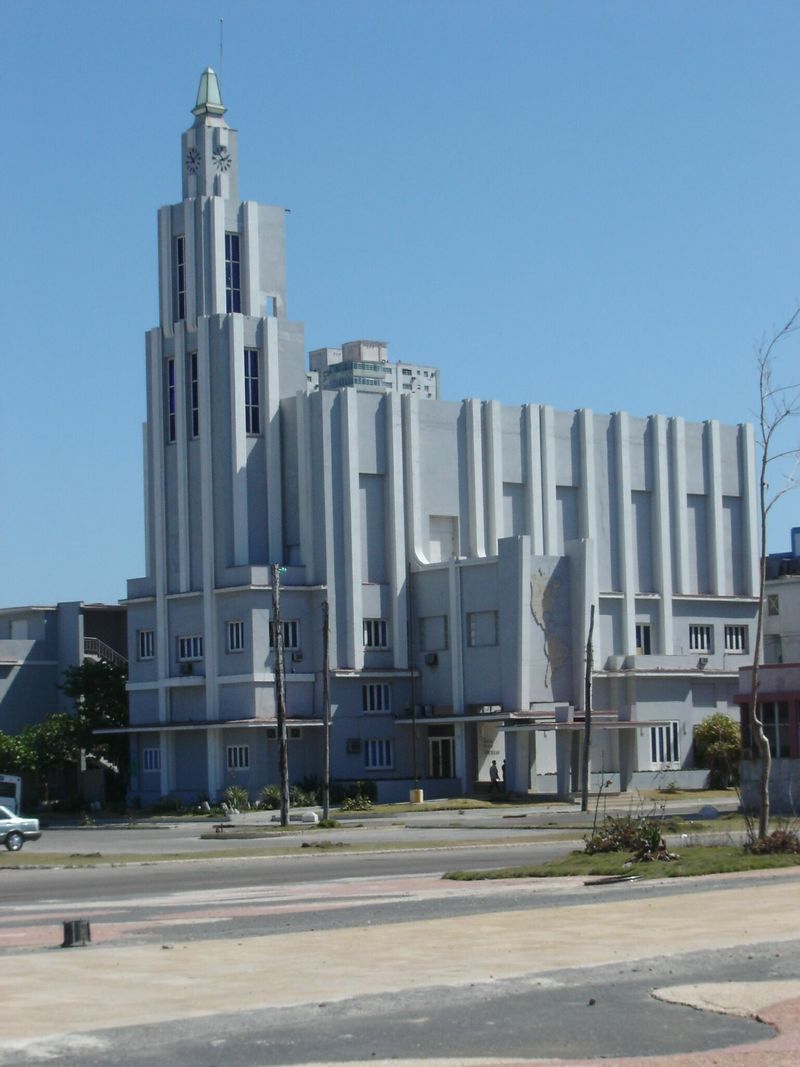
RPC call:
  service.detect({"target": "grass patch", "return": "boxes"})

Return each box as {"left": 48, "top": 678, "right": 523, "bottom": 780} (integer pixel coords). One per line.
{"left": 444, "top": 845, "right": 800, "bottom": 881}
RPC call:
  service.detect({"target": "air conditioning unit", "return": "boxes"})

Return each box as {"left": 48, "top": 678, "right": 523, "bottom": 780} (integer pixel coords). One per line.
{"left": 346, "top": 738, "right": 362, "bottom": 754}
{"left": 291, "top": 651, "right": 303, "bottom": 663}
{"left": 698, "top": 656, "right": 708, "bottom": 669}
{"left": 424, "top": 652, "right": 438, "bottom": 666}
{"left": 179, "top": 662, "right": 193, "bottom": 676}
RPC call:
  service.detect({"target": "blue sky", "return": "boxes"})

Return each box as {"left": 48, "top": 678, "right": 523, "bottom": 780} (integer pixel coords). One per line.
{"left": 3, "top": 0, "right": 800, "bottom": 607}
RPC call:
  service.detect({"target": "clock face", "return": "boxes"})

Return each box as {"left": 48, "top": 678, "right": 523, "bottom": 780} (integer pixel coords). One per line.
{"left": 212, "top": 145, "right": 231, "bottom": 173}
{"left": 186, "top": 147, "right": 201, "bottom": 174}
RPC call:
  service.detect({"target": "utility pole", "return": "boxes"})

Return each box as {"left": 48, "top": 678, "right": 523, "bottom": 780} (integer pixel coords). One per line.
{"left": 271, "top": 563, "right": 290, "bottom": 827}
{"left": 407, "top": 562, "right": 419, "bottom": 788}
{"left": 580, "top": 604, "right": 595, "bottom": 813}
{"left": 321, "top": 599, "right": 331, "bottom": 820}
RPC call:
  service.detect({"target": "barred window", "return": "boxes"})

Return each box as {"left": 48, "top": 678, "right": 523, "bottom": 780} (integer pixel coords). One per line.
{"left": 137, "top": 630, "right": 154, "bottom": 660}
{"left": 365, "top": 738, "right": 393, "bottom": 769}
{"left": 142, "top": 748, "right": 161, "bottom": 773}
{"left": 363, "top": 619, "right": 388, "bottom": 649}
{"left": 650, "top": 722, "right": 680, "bottom": 768}
{"left": 178, "top": 635, "right": 203, "bottom": 661}
{"left": 688, "top": 625, "right": 712, "bottom": 653}
{"left": 724, "top": 625, "right": 748, "bottom": 653}
{"left": 227, "top": 620, "right": 245, "bottom": 653}
{"left": 269, "top": 620, "right": 299, "bottom": 650}
{"left": 227, "top": 745, "right": 249, "bottom": 770}
{"left": 362, "top": 683, "right": 391, "bottom": 712}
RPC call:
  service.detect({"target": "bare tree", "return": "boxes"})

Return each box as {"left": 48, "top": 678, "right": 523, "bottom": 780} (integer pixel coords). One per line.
{"left": 748, "top": 307, "right": 800, "bottom": 840}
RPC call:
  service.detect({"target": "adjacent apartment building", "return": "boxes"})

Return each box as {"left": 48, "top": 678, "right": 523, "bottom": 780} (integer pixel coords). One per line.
{"left": 120, "top": 70, "right": 759, "bottom": 804}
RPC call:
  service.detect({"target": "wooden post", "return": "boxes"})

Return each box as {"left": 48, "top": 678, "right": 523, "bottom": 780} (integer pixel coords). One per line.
{"left": 322, "top": 599, "right": 331, "bottom": 820}
{"left": 271, "top": 563, "right": 290, "bottom": 827}
{"left": 580, "top": 604, "right": 595, "bottom": 812}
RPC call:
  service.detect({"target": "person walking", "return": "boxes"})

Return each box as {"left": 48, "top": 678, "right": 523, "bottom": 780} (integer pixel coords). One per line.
{"left": 489, "top": 760, "right": 500, "bottom": 794}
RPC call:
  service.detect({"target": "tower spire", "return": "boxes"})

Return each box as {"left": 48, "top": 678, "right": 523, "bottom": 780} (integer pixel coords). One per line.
{"left": 193, "top": 67, "right": 226, "bottom": 118}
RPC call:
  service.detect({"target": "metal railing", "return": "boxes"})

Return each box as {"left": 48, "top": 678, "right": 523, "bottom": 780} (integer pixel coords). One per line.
{"left": 83, "top": 637, "right": 128, "bottom": 669}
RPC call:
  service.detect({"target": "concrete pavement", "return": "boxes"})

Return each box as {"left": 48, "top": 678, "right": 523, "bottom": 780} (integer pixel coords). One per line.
{"left": 3, "top": 866, "right": 800, "bottom": 1064}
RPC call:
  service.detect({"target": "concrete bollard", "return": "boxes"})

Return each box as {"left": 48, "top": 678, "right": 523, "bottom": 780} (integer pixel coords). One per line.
{"left": 62, "top": 919, "right": 91, "bottom": 948}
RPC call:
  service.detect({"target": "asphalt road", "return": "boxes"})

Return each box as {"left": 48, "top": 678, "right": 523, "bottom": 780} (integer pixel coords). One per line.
{"left": 2, "top": 804, "right": 793, "bottom": 1067}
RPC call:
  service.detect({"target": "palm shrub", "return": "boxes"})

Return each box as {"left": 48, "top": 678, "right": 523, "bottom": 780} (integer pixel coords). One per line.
{"left": 223, "top": 784, "right": 250, "bottom": 811}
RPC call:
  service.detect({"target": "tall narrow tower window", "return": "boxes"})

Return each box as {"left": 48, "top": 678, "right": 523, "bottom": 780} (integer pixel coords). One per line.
{"left": 225, "top": 232, "right": 241, "bottom": 313}
{"left": 173, "top": 235, "right": 186, "bottom": 321}
{"left": 189, "top": 352, "right": 199, "bottom": 437}
{"left": 166, "top": 358, "right": 176, "bottom": 443}
{"left": 244, "top": 348, "right": 261, "bottom": 434}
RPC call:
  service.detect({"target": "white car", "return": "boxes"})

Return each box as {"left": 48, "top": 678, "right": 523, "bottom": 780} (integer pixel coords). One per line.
{"left": 0, "top": 805, "right": 41, "bottom": 851}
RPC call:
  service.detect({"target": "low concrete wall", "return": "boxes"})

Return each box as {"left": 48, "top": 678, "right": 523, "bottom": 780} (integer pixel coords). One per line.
{"left": 740, "top": 759, "right": 800, "bottom": 814}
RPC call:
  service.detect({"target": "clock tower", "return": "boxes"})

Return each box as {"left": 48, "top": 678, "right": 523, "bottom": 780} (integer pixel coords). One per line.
{"left": 180, "top": 68, "right": 238, "bottom": 202}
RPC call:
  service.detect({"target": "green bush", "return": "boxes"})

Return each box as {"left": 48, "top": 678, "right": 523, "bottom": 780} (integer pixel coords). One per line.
{"left": 694, "top": 713, "right": 741, "bottom": 787}
{"left": 746, "top": 828, "right": 800, "bottom": 855}
{"left": 341, "top": 794, "right": 372, "bottom": 811}
{"left": 585, "top": 813, "right": 673, "bottom": 861}
{"left": 258, "top": 784, "right": 280, "bottom": 810}
{"left": 331, "top": 779, "right": 377, "bottom": 804}
{"left": 223, "top": 784, "right": 250, "bottom": 811}
{"left": 153, "top": 794, "right": 185, "bottom": 814}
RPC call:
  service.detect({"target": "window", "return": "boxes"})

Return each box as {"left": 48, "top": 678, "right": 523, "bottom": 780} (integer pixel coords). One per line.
{"left": 173, "top": 235, "right": 185, "bottom": 321}
{"left": 467, "top": 610, "right": 498, "bottom": 648}
{"left": 177, "top": 635, "right": 203, "bottom": 661}
{"left": 142, "top": 748, "right": 161, "bottom": 773}
{"left": 269, "top": 619, "right": 299, "bottom": 651}
{"left": 189, "top": 352, "right": 199, "bottom": 437}
{"left": 227, "top": 620, "right": 245, "bottom": 653}
{"left": 365, "top": 738, "right": 393, "bottom": 769}
{"left": 746, "top": 701, "right": 791, "bottom": 758}
{"left": 225, "top": 232, "right": 241, "bottom": 313}
{"left": 650, "top": 722, "right": 680, "bottom": 768}
{"left": 362, "top": 683, "right": 391, "bottom": 712}
{"left": 635, "top": 623, "right": 652, "bottom": 656}
{"left": 724, "top": 625, "right": 748, "bottom": 654}
{"left": 688, "top": 624, "right": 712, "bottom": 653}
{"left": 227, "top": 744, "right": 249, "bottom": 770}
{"left": 363, "top": 619, "right": 388, "bottom": 649}
{"left": 768, "top": 594, "right": 780, "bottom": 617}
{"left": 429, "top": 725, "right": 455, "bottom": 778}
{"left": 137, "top": 630, "right": 154, "bottom": 661}
{"left": 244, "top": 348, "right": 260, "bottom": 434}
{"left": 419, "top": 616, "right": 448, "bottom": 652}
{"left": 166, "top": 358, "right": 176, "bottom": 443}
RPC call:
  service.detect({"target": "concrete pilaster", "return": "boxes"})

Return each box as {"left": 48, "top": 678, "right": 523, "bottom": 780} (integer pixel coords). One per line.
{"left": 485, "top": 400, "right": 503, "bottom": 555}
{"left": 524, "top": 405, "right": 544, "bottom": 554}
{"left": 341, "top": 390, "right": 362, "bottom": 670}
{"left": 386, "top": 393, "right": 409, "bottom": 669}
{"left": 652, "top": 415, "right": 674, "bottom": 654}
{"left": 615, "top": 412, "right": 636, "bottom": 654}
{"left": 465, "top": 399, "right": 486, "bottom": 557}
{"left": 540, "top": 405, "right": 557, "bottom": 555}
{"left": 707, "top": 420, "right": 725, "bottom": 594}
{"left": 670, "top": 417, "right": 689, "bottom": 597}
{"left": 264, "top": 316, "right": 282, "bottom": 564}
{"left": 229, "top": 315, "right": 248, "bottom": 566}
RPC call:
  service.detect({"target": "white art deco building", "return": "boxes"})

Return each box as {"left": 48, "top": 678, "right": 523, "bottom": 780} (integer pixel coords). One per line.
{"left": 122, "top": 71, "right": 759, "bottom": 803}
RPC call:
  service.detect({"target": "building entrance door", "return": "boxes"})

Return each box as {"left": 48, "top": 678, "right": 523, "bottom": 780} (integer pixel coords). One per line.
{"left": 428, "top": 725, "right": 455, "bottom": 778}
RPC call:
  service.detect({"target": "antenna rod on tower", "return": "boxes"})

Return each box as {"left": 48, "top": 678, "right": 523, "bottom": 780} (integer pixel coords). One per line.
{"left": 219, "top": 18, "right": 224, "bottom": 84}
